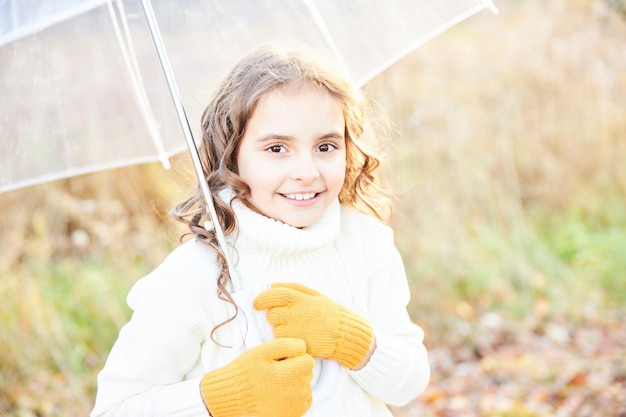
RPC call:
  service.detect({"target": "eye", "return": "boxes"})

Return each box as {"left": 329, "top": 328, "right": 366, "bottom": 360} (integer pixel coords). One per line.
{"left": 317, "top": 142, "right": 337, "bottom": 153}
{"left": 266, "top": 144, "right": 286, "bottom": 153}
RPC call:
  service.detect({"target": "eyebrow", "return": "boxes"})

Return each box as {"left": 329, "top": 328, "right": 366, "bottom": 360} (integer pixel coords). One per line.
{"left": 255, "top": 131, "right": 345, "bottom": 143}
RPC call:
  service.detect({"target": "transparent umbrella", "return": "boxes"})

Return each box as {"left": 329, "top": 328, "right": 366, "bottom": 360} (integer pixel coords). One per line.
{"left": 1, "top": 0, "right": 498, "bottom": 406}
{"left": 0, "top": 0, "right": 499, "bottom": 285}
{"left": 0, "top": 0, "right": 498, "bottom": 194}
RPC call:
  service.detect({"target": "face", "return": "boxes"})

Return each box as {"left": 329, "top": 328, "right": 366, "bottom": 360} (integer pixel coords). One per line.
{"left": 237, "top": 82, "right": 346, "bottom": 228}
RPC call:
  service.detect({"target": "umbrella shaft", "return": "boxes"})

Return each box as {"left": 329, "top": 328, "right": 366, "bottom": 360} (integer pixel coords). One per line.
{"left": 139, "top": 0, "right": 240, "bottom": 292}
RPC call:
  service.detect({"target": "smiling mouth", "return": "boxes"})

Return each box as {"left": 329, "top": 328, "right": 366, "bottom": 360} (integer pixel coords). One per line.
{"left": 282, "top": 192, "right": 319, "bottom": 201}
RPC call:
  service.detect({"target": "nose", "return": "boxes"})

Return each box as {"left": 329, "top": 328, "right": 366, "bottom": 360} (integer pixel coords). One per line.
{"left": 291, "top": 153, "right": 320, "bottom": 183}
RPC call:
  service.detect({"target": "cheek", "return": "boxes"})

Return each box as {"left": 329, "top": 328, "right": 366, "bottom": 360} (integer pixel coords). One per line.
{"left": 329, "top": 159, "right": 347, "bottom": 190}
{"left": 336, "top": 173, "right": 347, "bottom": 193}
{"left": 244, "top": 166, "right": 278, "bottom": 197}
{"left": 237, "top": 151, "right": 261, "bottom": 185}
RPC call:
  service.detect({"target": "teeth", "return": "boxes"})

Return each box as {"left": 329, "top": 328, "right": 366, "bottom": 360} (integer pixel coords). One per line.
{"left": 285, "top": 193, "right": 316, "bottom": 201}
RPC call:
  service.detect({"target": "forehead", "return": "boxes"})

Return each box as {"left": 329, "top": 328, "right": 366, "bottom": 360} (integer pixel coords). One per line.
{"left": 258, "top": 80, "right": 340, "bottom": 106}
{"left": 263, "top": 81, "right": 334, "bottom": 107}
{"left": 248, "top": 82, "right": 344, "bottom": 127}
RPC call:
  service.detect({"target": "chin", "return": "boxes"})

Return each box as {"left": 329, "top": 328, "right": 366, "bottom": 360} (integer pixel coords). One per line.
{"left": 284, "top": 217, "right": 319, "bottom": 229}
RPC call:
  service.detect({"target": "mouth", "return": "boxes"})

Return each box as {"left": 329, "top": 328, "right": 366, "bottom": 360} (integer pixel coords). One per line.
{"left": 282, "top": 192, "right": 319, "bottom": 201}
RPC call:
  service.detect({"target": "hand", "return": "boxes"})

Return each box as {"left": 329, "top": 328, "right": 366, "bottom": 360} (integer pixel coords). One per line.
{"left": 253, "top": 283, "right": 374, "bottom": 370}
{"left": 200, "top": 338, "right": 314, "bottom": 417}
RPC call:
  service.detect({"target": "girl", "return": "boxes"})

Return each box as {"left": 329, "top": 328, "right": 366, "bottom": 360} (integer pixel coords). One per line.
{"left": 91, "top": 43, "right": 429, "bottom": 417}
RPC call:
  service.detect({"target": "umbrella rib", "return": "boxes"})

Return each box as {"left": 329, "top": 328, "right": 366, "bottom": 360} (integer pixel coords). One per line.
{"left": 356, "top": 2, "right": 499, "bottom": 87}
{"left": 301, "top": 0, "right": 353, "bottom": 83}
{"left": 482, "top": 0, "right": 500, "bottom": 14}
{"left": 106, "top": 0, "right": 171, "bottom": 170}
{"left": 0, "top": 0, "right": 108, "bottom": 46}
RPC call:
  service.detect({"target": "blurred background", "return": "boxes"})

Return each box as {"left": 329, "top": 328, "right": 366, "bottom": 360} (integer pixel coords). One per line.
{"left": 1, "top": 0, "right": 625, "bottom": 416}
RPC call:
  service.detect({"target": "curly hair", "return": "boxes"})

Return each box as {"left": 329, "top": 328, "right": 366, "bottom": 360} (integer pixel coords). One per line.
{"left": 171, "top": 43, "right": 393, "bottom": 342}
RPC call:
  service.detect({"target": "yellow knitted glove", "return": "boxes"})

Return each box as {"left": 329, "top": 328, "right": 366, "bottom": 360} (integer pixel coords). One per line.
{"left": 200, "top": 338, "right": 314, "bottom": 417}
{"left": 253, "top": 283, "right": 374, "bottom": 370}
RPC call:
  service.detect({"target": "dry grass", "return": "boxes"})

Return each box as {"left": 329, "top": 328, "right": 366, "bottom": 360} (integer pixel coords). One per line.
{"left": 1, "top": 0, "right": 625, "bottom": 415}
{"left": 368, "top": 0, "right": 626, "bottom": 322}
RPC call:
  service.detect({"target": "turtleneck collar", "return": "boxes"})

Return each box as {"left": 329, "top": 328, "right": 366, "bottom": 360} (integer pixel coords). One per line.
{"left": 218, "top": 188, "right": 341, "bottom": 257}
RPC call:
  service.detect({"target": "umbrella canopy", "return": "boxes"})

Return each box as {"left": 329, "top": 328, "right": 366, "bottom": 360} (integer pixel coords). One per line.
{"left": 0, "top": 0, "right": 499, "bottom": 402}
{"left": 0, "top": 0, "right": 497, "bottom": 193}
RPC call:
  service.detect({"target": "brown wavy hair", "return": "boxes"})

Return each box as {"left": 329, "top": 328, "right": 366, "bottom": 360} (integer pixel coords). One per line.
{"left": 171, "top": 43, "right": 393, "bottom": 341}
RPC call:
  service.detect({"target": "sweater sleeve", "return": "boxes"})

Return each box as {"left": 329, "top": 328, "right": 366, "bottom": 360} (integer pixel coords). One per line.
{"left": 90, "top": 244, "right": 216, "bottom": 417}
{"left": 347, "top": 222, "right": 430, "bottom": 407}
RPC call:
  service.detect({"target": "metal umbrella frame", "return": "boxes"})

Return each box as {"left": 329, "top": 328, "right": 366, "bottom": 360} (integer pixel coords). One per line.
{"left": 0, "top": 0, "right": 499, "bottom": 194}
{"left": 1, "top": 0, "right": 499, "bottom": 406}
{"left": 137, "top": 0, "right": 499, "bottom": 291}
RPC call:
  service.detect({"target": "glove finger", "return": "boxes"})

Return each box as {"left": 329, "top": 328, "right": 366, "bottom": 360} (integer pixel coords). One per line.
{"left": 271, "top": 282, "right": 320, "bottom": 296}
{"left": 257, "top": 337, "right": 307, "bottom": 360}
{"left": 277, "top": 353, "right": 315, "bottom": 381}
{"left": 265, "top": 306, "right": 291, "bottom": 327}
{"left": 253, "top": 287, "right": 303, "bottom": 310}
{"left": 275, "top": 355, "right": 314, "bottom": 414}
{"left": 269, "top": 322, "right": 294, "bottom": 340}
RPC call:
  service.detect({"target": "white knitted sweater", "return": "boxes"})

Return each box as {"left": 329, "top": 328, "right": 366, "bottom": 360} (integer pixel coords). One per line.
{"left": 91, "top": 197, "right": 429, "bottom": 417}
